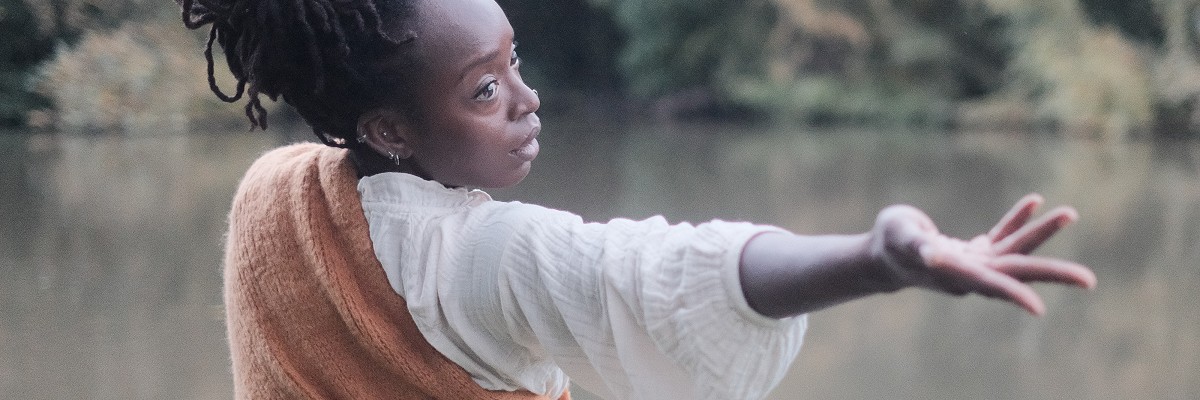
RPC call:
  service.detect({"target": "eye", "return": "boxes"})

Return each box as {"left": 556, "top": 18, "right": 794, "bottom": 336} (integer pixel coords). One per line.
{"left": 510, "top": 41, "right": 521, "bottom": 67}
{"left": 474, "top": 80, "right": 499, "bottom": 101}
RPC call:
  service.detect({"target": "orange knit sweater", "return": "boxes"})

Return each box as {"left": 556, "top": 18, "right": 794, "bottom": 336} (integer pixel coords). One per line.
{"left": 223, "top": 143, "right": 569, "bottom": 399}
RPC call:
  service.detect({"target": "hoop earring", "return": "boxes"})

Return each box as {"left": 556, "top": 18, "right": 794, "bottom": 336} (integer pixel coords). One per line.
{"left": 389, "top": 152, "right": 401, "bottom": 166}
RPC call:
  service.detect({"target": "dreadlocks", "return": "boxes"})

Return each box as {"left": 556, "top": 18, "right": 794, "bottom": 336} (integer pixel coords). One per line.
{"left": 179, "top": 0, "right": 420, "bottom": 147}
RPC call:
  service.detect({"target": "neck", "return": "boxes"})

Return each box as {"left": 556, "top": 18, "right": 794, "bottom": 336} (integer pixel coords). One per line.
{"left": 349, "top": 147, "right": 430, "bottom": 180}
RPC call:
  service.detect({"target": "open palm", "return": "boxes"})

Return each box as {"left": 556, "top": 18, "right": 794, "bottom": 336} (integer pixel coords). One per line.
{"left": 870, "top": 194, "right": 1097, "bottom": 315}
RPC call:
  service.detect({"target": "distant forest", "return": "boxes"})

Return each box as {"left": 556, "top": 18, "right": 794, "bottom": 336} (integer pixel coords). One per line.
{"left": 6, "top": 0, "right": 1200, "bottom": 139}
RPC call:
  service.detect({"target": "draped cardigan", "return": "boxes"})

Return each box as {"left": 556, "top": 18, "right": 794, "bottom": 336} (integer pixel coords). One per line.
{"left": 222, "top": 143, "right": 569, "bottom": 400}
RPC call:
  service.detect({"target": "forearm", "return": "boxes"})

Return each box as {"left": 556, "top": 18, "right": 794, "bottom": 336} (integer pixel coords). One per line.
{"left": 738, "top": 232, "right": 897, "bottom": 319}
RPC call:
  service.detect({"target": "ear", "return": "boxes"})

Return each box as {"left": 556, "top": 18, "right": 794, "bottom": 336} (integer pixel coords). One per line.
{"left": 357, "top": 108, "right": 418, "bottom": 160}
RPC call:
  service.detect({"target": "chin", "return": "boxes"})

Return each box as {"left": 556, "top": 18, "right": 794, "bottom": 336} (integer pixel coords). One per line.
{"left": 490, "top": 164, "right": 532, "bottom": 189}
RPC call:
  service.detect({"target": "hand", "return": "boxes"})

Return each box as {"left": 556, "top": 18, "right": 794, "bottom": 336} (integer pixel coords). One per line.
{"left": 868, "top": 194, "right": 1097, "bottom": 315}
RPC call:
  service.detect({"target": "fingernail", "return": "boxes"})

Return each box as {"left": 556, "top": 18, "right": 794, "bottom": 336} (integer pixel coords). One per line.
{"left": 1082, "top": 270, "right": 1098, "bottom": 290}
{"left": 1029, "top": 301, "right": 1046, "bottom": 317}
{"left": 1061, "top": 207, "right": 1080, "bottom": 223}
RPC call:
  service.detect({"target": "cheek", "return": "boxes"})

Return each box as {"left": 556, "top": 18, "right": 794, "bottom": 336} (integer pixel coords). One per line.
{"left": 445, "top": 117, "right": 509, "bottom": 151}
{"left": 418, "top": 122, "right": 498, "bottom": 172}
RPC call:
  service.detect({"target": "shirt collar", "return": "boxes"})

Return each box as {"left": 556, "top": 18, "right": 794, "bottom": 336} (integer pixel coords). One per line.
{"left": 357, "top": 172, "right": 492, "bottom": 208}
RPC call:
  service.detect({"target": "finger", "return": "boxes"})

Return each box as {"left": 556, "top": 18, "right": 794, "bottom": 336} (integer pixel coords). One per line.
{"left": 922, "top": 245, "right": 1047, "bottom": 316}
{"left": 973, "top": 271, "right": 1048, "bottom": 316}
{"left": 993, "top": 206, "right": 1079, "bottom": 255}
{"left": 987, "top": 194, "right": 1044, "bottom": 242}
{"left": 990, "top": 254, "right": 1097, "bottom": 289}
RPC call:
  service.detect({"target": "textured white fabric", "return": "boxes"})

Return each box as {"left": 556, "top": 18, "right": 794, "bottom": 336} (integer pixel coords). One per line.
{"left": 358, "top": 172, "right": 808, "bottom": 400}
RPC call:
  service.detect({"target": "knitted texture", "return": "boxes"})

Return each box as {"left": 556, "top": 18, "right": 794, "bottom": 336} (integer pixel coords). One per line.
{"left": 223, "top": 143, "right": 568, "bottom": 399}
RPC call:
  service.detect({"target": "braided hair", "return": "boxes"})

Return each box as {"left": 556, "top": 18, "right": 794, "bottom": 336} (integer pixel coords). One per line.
{"left": 179, "top": 0, "right": 422, "bottom": 147}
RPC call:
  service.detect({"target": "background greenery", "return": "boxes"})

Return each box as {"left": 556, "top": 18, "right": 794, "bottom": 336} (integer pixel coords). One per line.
{"left": 6, "top": 0, "right": 1200, "bottom": 139}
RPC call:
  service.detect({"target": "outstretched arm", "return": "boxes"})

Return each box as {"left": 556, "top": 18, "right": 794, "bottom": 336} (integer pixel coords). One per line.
{"left": 739, "top": 194, "right": 1097, "bottom": 319}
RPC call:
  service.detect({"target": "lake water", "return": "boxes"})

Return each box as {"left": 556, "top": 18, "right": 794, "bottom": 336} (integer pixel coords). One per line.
{"left": 1, "top": 122, "right": 1196, "bottom": 399}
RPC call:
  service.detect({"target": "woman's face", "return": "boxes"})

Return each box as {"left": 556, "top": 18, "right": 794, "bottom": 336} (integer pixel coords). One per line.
{"left": 402, "top": 0, "right": 541, "bottom": 188}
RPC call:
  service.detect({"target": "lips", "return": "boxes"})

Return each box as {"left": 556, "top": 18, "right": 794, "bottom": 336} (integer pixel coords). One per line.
{"left": 510, "top": 125, "right": 541, "bottom": 161}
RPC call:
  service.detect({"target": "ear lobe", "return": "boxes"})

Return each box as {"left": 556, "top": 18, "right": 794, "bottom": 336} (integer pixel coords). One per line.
{"left": 357, "top": 110, "right": 417, "bottom": 160}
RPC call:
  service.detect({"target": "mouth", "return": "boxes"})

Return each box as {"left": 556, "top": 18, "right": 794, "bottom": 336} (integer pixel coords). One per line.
{"left": 510, "top": 125, "right": 541, "bottom": 161}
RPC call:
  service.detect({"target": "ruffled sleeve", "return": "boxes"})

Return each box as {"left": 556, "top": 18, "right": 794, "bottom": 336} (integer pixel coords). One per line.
{"left": 360, "top": 173, "right": 806, "bottom": 400}
{"left": 451, "top": 203, "right": 806, "bottom": 400}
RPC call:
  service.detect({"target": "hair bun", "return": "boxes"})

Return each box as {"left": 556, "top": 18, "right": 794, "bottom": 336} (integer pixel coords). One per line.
{"left": 180, "top": 0, "right": 420, "bottom": 149}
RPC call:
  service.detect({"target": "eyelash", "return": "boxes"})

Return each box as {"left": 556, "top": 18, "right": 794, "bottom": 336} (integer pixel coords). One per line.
{"left": 474, "top": 43, "right": 521, "bottom": 101}
{"left": 475, "top": 81, "right": 499, "bottom": 101}
{"left": 511, "top": 41, "right": 521, "bottom": 67}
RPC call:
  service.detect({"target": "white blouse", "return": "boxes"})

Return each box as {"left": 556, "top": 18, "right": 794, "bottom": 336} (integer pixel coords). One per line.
{"left": 358, "top": 172, "right": 807, "bottom": 400}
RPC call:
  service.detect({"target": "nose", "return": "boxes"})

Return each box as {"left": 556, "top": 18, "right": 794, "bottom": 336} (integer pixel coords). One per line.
{"left": 509, "top": 78, "right": 540, "bottom": 120}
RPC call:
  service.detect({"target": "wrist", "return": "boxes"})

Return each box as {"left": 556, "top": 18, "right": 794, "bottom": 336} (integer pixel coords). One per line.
{"left": 863, "top": 230, "right": 909, "bottom": 293}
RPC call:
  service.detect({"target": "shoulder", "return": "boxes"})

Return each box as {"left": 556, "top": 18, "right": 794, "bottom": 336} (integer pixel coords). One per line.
{"left": 464, "top": 201, "right": 585, "bottom": 238}
{"left": 229, "top": 143, "right": 358, "bottom": 224}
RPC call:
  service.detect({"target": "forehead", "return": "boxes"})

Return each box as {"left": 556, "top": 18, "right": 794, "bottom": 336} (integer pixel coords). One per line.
{"left": 415, "top": 0, "right": 512, "bottom": 60}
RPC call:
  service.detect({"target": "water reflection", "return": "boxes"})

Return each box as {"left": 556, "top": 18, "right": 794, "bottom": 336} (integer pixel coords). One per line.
{"left": 0, "top": 133, "right": 278, "bottom": 399}
{"left": 1, "top": 124, "right": 1196, "bottom": 399}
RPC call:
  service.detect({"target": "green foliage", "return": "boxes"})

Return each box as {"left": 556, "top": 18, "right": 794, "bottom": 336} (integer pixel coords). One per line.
{"left": 978, "top": 0, "right": 1158, "bottom": 139}
{"left": 1077, "top": 0, "right": 1164, "bottom": 45}
{"left": 497, "top": 0, "right": 625, "bottom": 113}
{"left": 730, "top": 75, "right": 952, "bottom": 126}
{"left": 883, "top": 0, "right": 1014, "bottom": 97}
{"left": 7, "top": 0, "right": 1200, "bottom": 138}
{"left": 23, "top": 0, "right": 172, "bottom": 34}
{"left": 0, "top": 0, "right": 169, "bottom": 128}
{"left": 500, "top": 0, "right": 623, "bottom": 89}
{"left": 592, "top": 0, "right": 777, "bottom": 97}
{"left": 587, "top": 0, "right": 1200, "bottom": 136}
{"left": 32, "top": 23, "right": 259, "bottom": 133}
{"left": 581, "top": 0, "right": 1014, "bottom": 125}
{"left": 0, "top": 0, "right": 57, "bottom": 126}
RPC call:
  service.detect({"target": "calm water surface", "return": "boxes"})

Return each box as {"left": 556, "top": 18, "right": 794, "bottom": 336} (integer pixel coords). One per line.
{"left": 1, "top": 123, "right": 1196, "bottom": 399}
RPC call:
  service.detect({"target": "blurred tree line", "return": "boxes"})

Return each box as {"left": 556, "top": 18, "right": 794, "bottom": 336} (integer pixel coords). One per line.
{"left": 4, "top": 0, "right": 252, "bottom": 133}
{"left": 6, "top": 0, "right": 1200, "bottom": 138}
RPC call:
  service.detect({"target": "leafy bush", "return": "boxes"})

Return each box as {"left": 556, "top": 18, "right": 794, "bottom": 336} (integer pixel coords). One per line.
{"left": 32, "top": 23, "right": 259, "bottom": 134}
{"left": 592, "top": 0, "right": 1200, "bottom": 136}
{"left": 2, "top": 0, "right": 174, "bottom": 128}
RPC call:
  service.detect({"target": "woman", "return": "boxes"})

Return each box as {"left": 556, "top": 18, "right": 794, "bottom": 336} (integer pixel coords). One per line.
{"left": 182, "top": 0, "right": 1096, "bottom": 398}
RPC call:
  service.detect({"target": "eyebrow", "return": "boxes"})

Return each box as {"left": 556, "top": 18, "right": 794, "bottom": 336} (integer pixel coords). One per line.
{"left": 458, "top": 45, "right": 504, "bottom": 82}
